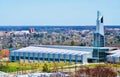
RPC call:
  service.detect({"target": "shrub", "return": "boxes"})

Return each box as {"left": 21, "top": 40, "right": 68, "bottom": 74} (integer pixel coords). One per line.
{"left": 75, "top": 66, "right": 117, "bottom": 77}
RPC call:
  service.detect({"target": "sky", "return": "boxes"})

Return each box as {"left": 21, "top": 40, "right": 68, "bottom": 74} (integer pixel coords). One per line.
{"left": 0, "top": 0, "right": 120, "bottom": 26}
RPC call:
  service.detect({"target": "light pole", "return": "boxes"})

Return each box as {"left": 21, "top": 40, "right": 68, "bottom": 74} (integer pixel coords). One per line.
{"left": 75, "top": 62, "right": 77, "bottom": 77}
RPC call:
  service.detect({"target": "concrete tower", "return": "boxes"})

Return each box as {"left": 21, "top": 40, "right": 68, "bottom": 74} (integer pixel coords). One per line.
{"left": 94, "top": 11, "right": 105, "bottom": 47}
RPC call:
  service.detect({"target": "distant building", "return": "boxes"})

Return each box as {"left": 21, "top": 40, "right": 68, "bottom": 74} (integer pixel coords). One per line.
{"left": 29, "top": 28, "right": 34, "bottom": 33}
{"left": 1, "top": 49, "right": 10, "bottom": 57}
{"left": 13, "top": 30, "right": 29, "bottom": 35}
{"left": 0, "top": 44, "right": 2, "bottom": 50}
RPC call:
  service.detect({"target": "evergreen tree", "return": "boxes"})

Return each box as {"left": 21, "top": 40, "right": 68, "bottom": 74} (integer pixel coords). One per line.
{"left": 42, "top": 63, "right": 50, "bottom": 72}
{"left": 71, "top": 40, "right": 75, "bottom": 46}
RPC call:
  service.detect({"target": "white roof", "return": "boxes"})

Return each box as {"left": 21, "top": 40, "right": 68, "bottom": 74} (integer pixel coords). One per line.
{"left": 107, "top": 50, "right": 120, "bottom": 57}
{"left": 38, "top": 45, "right": 117, "bottom": 50}
{"left": 13, "top": 30, "right": 30, "bottom": 35}
{"left": 12, "top": 46, "right": 91, "bottom": 56}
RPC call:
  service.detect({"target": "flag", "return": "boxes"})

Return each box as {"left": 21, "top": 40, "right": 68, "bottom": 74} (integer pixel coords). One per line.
{"left": 101, "top": 16, "right": 103, "bottom": 23}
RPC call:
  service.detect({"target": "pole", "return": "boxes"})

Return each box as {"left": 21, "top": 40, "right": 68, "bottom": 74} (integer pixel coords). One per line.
{"left": 75, "top": 62, "right": 76, "bottom": 77}
{"left": 98, "top": 47, "right": 99, "bottom": 64}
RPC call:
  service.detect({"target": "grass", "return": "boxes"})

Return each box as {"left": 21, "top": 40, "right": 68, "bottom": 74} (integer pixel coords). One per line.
{"left": 0, "top": 61, "right": 72, "bottom": 73}
{"left": 1, "top": 62, "right": 120, "bottom": 73}
{"left": 0, "top": 62, "right": 31, "bottom": 72}
{"left": 84, "top": 63, "right": 120, "bottom": 69}
{"left": 118, "top": 72, "right": 120, "bottom": 76}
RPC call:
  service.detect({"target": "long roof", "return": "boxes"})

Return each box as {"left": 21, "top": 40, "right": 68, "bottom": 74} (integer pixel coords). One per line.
{"left": 107, "top": 50, "right": 120, "bottom": 57}
{"left": 37, "top": 45, "right": 117, "bottom": 51}
{"left": 11, "top": 46, "right": 91, "bottom": 56}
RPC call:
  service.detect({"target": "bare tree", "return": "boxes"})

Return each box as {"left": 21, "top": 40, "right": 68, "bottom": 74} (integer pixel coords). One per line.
{"left": 52, "top": 62, "right": 58, "bottom": 72}
{"left": 0, "top": 51, "right": 3, "bottom": 70}
{"left": 75, "top": 66, "right": 117, "bottom": 77}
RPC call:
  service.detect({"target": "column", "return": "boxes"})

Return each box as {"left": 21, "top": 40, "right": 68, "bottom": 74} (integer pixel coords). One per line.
{"left": 53, "top": 54, "right": 55, "bottom": 62}
{"left": 23, "top": 52, "right": 26, "bottom": 62}
{"left": 28, "top": 52, "right": 30, "bottom": 63}
{"left": 42, "top": 53, "right": 45, "bottom": 62}
{"left": 106, "top": 56, "right": 108, "bottom": 62}
{"left": 33, "top": 53, "right": 35, "bottom": 63}
{"left": 112, "top": 56, "right": 115, "bottom": 63}
{"left": 14, "top": 52, "right": 16, "bottom": 62}
{"left": 48, "top": 53, "right": 50, "bottom": 63}
{"left": 58, "top": 54, "right": 60, "bottom": 62}
{"left": 69, "top": 54, "right": 72, "bottom": 63}
{"left": 10, "top": 51, "right": 12, "bottom": 62}
{"left": 38, "top": 53, "right": 40, "bottom": 63}
{"left": 16, "top": 52, "right": 18, "bottom": 62}
{"left": 64, "top": 54, "right": 66, "bottom": 62}
{"left": 75, "top": 55, "right": 78, "bottom": 63}
{"left": 81, "top": 55, "right": 84, "bottom": 64}
{"left": 18, "top": 52, "right": 20, "bottom": 62}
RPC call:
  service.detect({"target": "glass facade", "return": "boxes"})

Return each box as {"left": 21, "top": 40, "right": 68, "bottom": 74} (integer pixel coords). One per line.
{"left": 10, "top": 51, "right": 87, "bottom": 63}
{"left": 94, "top": 33, "right": 105, "bottom": 47}
{"left": 92, "top": 48, "right": 109, "bottom": 62}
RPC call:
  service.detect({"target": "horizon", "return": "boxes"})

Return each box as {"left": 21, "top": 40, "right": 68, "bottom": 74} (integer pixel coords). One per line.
{"left": 0, "top": 25, "right": 120, "bottom": 26}
{"left": 0, "top": 0, "right": 120, "bottom": 25}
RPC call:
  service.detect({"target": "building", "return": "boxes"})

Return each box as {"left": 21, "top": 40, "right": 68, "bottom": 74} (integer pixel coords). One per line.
{"left": 38, "top": 45, "right": 117, "bottom": 63}
{"left": 29, "top": 28, "right": 34, "bottom": 33}
{"left": 1, "top": 49, "right": 10, "bottom": 57}
{"left": 92, "top": 11, "right": 120, "bottom": 63}
{"left": 10, "top": 46, "right": 92, "bottom": 64}
{"left": 92, "top": 11, "right": 106, "bottom": 62}
{"left": 106, "top": 50, "right": 120, "bottom": 63}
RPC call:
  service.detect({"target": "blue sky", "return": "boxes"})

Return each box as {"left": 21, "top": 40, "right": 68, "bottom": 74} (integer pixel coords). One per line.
{"left": 0, "top": 0, "right": 120, "bottom": 26}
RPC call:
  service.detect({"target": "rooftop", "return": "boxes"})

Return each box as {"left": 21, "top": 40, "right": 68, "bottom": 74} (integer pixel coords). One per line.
{"left": 37, "top": 45, "right": 118, "bottom": 51}
{"left": 107, "top": 50, "right": 120, "bottom": 57}
{"left": 11, "top": 45, "right": 118, "bottom": 56}
{"left": 12, "top": 46, "right": 91, "bottom": 56}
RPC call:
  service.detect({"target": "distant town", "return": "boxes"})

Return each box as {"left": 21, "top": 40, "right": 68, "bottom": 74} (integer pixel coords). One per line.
{"left": 0, "top": 26, "right": 120, "bottom": 49}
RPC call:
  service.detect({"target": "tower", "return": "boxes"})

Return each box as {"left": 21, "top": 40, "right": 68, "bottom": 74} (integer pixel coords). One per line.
{"left": 94, "top": 11, "right": 105, "bottom": 47}
{"left": 92, "top": 11, "right": 106, "bottom": 62}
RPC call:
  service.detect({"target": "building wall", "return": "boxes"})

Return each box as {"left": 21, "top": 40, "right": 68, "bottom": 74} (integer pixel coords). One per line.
{"left": 92, "top": 48, "right": 109, "bottom": 62}
{"left": 94, "top": 33, "right": 105, "bottom": 47}
{"left": 10, "top": 51, "right": 90, "bottom": 64}
{"left": 106, "top": 56, "right": 120, "bottom": 63}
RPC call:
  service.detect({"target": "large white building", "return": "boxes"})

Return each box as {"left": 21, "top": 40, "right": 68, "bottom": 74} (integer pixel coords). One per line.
{"left": 10, "top": 46, "right": 92, "bottom": 64}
